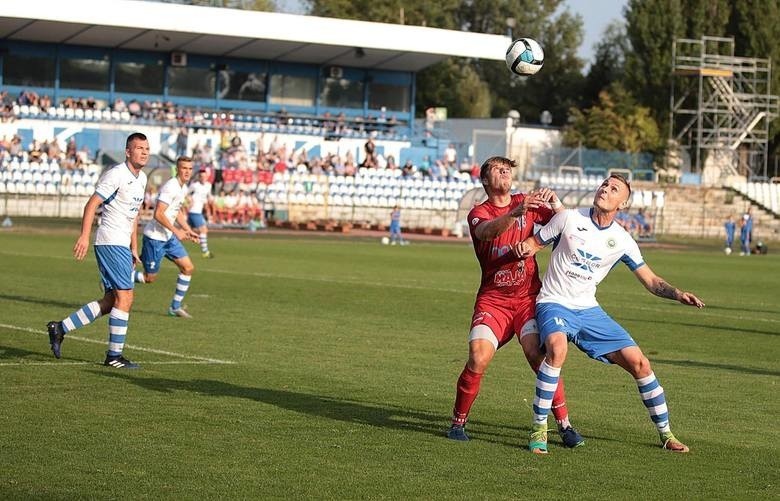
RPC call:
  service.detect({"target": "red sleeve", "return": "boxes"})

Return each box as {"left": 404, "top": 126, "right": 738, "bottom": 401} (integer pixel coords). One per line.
{"left": 467, "top": 204, "right": 490, "bottom": 235}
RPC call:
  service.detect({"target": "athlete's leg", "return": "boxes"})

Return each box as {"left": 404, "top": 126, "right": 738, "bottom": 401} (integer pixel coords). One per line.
{"left": 607, "top": 346, "right": 689, "bottom": 452}
{"left": 107, "top": 288, "right": 134, "bottom": 357}
{"left": 170, "top": 255, "right": 194, "bottom": 314}
{"left": 451, "top": 335, "right": 495, "bottom": 429}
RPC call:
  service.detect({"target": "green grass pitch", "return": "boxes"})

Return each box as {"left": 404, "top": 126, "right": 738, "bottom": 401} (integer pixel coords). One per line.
{"left": 0, "top": 225, "right": 778, "bottom": 499}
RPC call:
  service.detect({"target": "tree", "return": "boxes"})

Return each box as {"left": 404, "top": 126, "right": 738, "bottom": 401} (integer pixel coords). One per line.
{"left": 562, "top": 83, "right": 661, "bottom": 153}
{"left": 305, "top": 0, "right": 585, "bottom": 120}
{"left": 582, "top": 21, "right": 629, "bottom": 109}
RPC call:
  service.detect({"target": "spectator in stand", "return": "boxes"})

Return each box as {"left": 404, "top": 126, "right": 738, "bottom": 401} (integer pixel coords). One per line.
{"left": 344, "top": 151, "right": 357, "bottom": 176}
{"left": 386, "top": 155, "right": 397, "bottom": 171}
{"left": 126, "top": 99, "right": 141, "bottom": 118}
{"left": 47, "top": 137, "right": 62, "bottom": 160}
{"left": 444, "top": 143, "right": 457, "bottom": 170}
{"left": 615, "top": 210, "right": 633, "bottom": 232}
{"left": 9, "top": 134, "right": 22, "bottom": 157}
{"left": 362, "top": 135, "right": 377, "bottom": 168}
{"left": 402, "top": 159, "right": 415, "bottom": 178}
{"left": 418, "top": 155, "right": 432, "bottom": 179}
{"left": 176, "top": 127, "right": 189, "bottom": 158}
{"left": 632, "top": 208, "right": 653, "bottom": 237}
{"left": 113, "top": 98, "right": 127, "bottom": 113}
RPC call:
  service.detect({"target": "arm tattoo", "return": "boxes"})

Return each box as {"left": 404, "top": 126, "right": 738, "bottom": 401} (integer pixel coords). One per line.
{"left": 652, "top": 279, "right": 679, "bottom": 300}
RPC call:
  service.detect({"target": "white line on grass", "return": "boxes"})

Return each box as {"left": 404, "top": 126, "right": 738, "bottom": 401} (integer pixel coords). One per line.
{"left": 0, "top": 323, "right": 235, "bottom": 365}
{"left": 0, "top": 360, "right": 221, "bottom": 367}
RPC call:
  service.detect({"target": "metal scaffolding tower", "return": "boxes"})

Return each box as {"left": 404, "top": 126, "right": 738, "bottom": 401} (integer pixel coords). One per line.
{"left": 670, "top": 36, "right": 778, "bottom": 181}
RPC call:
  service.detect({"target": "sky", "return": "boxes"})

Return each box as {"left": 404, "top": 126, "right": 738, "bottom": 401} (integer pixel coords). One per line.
{"left": 566, "top": 0, "right": 628, "bottom": 64}
{"left": 274, "top": 0, "right": 628, "bottom": 66}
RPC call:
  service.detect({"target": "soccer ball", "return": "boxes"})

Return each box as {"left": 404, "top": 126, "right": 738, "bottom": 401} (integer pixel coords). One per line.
{"left": 381, "top": 236, "right": 390, "bottom": 245}
{"left": 505, "top": 37, "right": 544, "bottom": 76}
{"left": 724, "top": 247, "right": 732, "bottom": 255}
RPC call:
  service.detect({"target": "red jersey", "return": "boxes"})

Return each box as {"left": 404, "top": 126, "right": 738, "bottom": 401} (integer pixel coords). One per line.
{"left": 468, "top": 193, "right": 554, "bottom": 301}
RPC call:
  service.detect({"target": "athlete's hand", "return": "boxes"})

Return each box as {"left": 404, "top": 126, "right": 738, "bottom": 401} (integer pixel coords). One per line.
{"left": 512, "top": 240, "right": 535, "bottom": 259}
{"left": 678, "top": 291, "right": 705, "bottom": 308}
{"left": 73, "top": 235, "right": 90, "bottom": 261}
{"left": 131, "top": 249, "right": 141, "bottom": 265}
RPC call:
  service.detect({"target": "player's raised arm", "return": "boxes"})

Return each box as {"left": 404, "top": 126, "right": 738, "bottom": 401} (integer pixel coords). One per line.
{"left": 633, "top": 264, "right": 705, "bottom": 308}
{"left": 474, "top": 190, "right": 547, "bottom": 241}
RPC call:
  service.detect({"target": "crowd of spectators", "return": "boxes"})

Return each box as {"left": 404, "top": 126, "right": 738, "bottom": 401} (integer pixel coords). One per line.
{"left": 3, "top": 89, "right": 407, "bottom": 139}
{"left": 0, "top": 133, "right": 92, "bottom": 171}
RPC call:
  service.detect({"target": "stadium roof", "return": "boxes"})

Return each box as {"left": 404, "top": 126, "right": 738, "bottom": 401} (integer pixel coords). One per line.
{"left": 0, "top": 0, "right": 510, "bottom": 72}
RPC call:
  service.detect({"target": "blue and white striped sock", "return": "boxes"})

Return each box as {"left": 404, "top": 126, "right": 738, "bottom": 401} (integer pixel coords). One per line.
{"left": 107, "top": 307, "right": 129, "bottom": 357}
{"left": 636, "top": 372, "right": 671, "bottom": 434}
{"left": 134, "top": 271, "right": 145, "bottom": 283}
{"left": 532, "top": 360, "right": 561, "bottom": 427}
{"left": 199, "top": 234, "right": 209, "bottom": 253}
{"left": 61, "top": 301, "right": 102, "bottom": 333}
{"left": 171, "top": 273, "right": 191, "bottom": 310}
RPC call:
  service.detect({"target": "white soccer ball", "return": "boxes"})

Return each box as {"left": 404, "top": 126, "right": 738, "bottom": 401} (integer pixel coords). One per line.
{"left": 724, "top": 247, "right": 732, "bottom": 255}
{"left": 505, "top": 37, "right": 544, "bottom": 76}
{"left": 381, "top": 236, "right": 390, "bottom": 245}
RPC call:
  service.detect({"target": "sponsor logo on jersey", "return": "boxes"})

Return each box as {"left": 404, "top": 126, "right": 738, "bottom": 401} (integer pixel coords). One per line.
{"left": 571, "top": 248, "right": 602, "bottom": 272}
{"left": 472, "top": 217, "right": 480, "bottom": 226}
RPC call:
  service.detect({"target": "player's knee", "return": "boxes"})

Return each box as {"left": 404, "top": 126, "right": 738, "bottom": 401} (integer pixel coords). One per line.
{"left": 182, "top": 263, "right": 195, "bottom": 275}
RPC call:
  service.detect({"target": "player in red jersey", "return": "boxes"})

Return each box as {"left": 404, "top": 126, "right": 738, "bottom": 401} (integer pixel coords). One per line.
{"left": 446, "top": 156, "right": 584, "bottom": 448}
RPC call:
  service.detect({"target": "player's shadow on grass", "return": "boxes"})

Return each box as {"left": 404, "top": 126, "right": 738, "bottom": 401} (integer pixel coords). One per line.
{"left": 0, "top": 344, "right": 48, "bottom": 360}
{"left": 653, "top": 358, "right": 779, "bottom": 377}
{"left": 0, "top": 293, "right": 162, "bottom": 317}
{"left": 0, "top": 293, "right": 84, "bottom": 310}
{"left": 98, "top": 372, "right": 524, "bottom": 447}
{"left": 614, "top": 316, "right": 779, "bottom": 338}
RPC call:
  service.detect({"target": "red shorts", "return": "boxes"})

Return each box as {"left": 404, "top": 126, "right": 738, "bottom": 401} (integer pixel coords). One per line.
{"left": 470, "top": 295, "right": 537, "bottom": 349}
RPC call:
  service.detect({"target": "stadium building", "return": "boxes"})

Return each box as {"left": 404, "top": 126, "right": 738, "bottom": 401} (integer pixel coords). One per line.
{"left": 0, "top": 1, "right": 778, "bottom": 241}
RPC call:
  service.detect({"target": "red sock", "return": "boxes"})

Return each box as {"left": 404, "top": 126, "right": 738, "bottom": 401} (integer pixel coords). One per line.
{"left": 452, "top": 365, "right": 483, "bottom": 426}
{"left": 531, "top": 362, "right": 568, "bottom": 423}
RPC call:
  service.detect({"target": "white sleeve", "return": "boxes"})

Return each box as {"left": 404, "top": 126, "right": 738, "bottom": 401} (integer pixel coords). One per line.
{"left": 536, "top": 210, "right": 570, "bottom": 245}
{"left": 94, "top": 167, "right": 120, "bottom": 200}
{"left": 157, "top": 180, "right": 176, "bottom": 206}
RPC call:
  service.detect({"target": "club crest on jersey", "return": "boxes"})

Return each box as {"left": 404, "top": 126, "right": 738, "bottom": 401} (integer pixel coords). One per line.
{"left": 472, "top": 217, "right": 480, "bottom": 226}
{"left": 606, "top": 238, "right": 617, "bottom": 249}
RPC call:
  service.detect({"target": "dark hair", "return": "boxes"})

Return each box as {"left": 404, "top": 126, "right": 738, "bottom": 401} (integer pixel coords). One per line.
{"left": 125, "top": 132, "right": 147, "bottom": 149}
{"left": 479, "top": 156, "right": 516, "bottom": 183}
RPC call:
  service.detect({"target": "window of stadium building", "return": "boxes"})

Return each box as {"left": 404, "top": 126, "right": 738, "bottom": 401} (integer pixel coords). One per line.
{"left": 60, "top": 57, "right": 109, "bottom": 92}
{"left": 269, "top": 74, "right": 316, "bottom": 107}
{"left": 115, "top": 61, "right": 164, "bottom": 95}
{"left": 168, "top": 66, "right": 216, "bottom": 99}
{"left": 222, "top": 70, "right": 266, "bottom": 102}
{"left": 3, "top": 54, "right": 55, "bottom": 88}
{"left": 319, "top": 77, "right": 363, "bottom": 109}
{"left": 369, "top": 83, "right": 410, "bottom": 112}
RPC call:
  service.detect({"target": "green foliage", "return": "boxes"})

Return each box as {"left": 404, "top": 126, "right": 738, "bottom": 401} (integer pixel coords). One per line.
{"left": 583, "top": 21, "right": 628, "bottom": 109}
{"left": 563, "top": 83, "right": 661, "bottom": 153}
{"left": 1, "top": 227, "right": 778, "bottom": 498}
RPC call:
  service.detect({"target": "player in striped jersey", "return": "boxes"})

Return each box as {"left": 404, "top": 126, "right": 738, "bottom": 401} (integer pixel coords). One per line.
{"left": 517, "top": 174, "right": 705, "bottom": 454}
{"left": 46, "top": 133, "right": 149, "bottom": 369}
